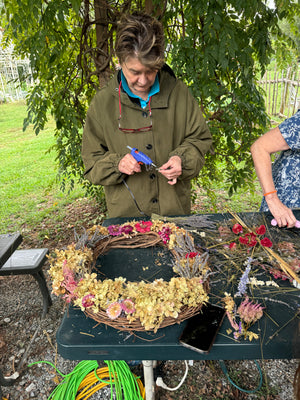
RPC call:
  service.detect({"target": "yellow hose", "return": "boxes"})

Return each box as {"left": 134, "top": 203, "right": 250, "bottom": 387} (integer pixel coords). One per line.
{"left": 75, "top": 366, "right": 145, "bottom": 400}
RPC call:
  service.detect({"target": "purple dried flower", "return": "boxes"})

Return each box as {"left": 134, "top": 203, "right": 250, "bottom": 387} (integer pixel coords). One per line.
{"left": 108, "top": 225, "right": 122, "bottom": 236}
{"left": 235, "top": 257, "right": 252, "bottom": 297}
{"left": 120, "top": 225, "right": 133, "bottom": 235}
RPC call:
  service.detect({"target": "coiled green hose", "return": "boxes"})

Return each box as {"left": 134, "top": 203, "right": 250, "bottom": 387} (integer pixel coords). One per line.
{"left": 28, "top": 360, "right": 145, "bottom": 400}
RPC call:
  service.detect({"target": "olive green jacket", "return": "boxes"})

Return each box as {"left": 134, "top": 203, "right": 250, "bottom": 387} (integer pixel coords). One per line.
{"left": 82, "top": 66, "right": 213, "bottom": 218}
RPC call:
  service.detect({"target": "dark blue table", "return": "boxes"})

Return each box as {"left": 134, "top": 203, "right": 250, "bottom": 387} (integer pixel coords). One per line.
{"left": 56, "top": 211, "right": 300, "bottom": 399}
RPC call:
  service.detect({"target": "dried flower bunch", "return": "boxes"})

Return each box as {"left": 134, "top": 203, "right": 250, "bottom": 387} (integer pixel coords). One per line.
{"left": 48, "top": 220, "right": 210, "bottom": 332}
{"left": 223, "top": 292, "right": 264, "bottom": 341}
{"left": 213, "top": 212, "right": 300, "bottom": 341}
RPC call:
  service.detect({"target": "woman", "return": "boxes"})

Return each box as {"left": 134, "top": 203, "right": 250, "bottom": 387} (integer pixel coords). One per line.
{"left": 251, "top": 111, "right": 300, "bottom": 228}
{"left": 82, "top": 12, "right": 212, "bottom": 218}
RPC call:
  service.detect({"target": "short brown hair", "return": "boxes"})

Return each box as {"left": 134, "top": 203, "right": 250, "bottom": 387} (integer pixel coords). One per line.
{"left": 115, "top": 12, "right": 165, "bottom": 70}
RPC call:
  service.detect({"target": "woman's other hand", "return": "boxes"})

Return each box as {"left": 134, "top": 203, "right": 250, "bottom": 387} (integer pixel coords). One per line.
{"left": 159, "top": 155, "right": 182, "bottom": 185}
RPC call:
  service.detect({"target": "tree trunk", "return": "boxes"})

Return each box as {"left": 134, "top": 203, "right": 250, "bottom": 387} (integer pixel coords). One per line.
{"left": 145, "top": 0, "right": 166, "bottom": 18}
{"left": 94, "top": 0, "right": 112, "bottom": 88}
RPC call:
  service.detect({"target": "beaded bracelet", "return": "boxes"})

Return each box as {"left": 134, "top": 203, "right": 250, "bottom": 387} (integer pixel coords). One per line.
{"left": 263, "top": 190, "right": 277, "bottom": 197}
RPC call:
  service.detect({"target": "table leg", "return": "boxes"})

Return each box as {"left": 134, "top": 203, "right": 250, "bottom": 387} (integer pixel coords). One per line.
{"left": 32, "top": 270, "right": 53, "bottom": 318}
{"left": 142, "top": 360, "right": 155, "bottom": 400}
{"left": 0, "top": 369, "right": 19, "bottom": 397}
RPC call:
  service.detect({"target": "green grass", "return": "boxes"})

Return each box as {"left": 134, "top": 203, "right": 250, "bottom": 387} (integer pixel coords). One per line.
{"left": 0, "top": 101, "right": 86, "bottom": 234}
{"left": 0, "top": 102, "right": 263, "bottom": 235}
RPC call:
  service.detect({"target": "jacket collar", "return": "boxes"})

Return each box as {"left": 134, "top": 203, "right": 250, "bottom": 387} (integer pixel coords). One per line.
{"left": 114, "top": 64, "right": 177, "bottom": 109}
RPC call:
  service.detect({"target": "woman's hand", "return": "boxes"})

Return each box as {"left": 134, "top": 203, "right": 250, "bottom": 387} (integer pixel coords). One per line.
{"left": 159, "top": 156, "right": 182, "bottom": 185}
{"left": 118, "top": 153, "right": 141, "bottom": 175}
{"left": 266, "top": 194, "right": 297, "bottom": 227}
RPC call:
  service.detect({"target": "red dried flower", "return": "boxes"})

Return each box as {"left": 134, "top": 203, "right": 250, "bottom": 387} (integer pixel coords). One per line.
{"left": 135, "top": 221, "right": 153, "bottom": 233}
{"left": 256, "top": 225, "right": 266, "bottom": 235}
{"left": 120, "top": 225, "right": 133, "bottom": 235}
{"left": 239, "top": 236, "right": 249, "bottom": 245}
{"left": 229, "top": 242, "right": 237, "bottom": 250}
{"left": 185, "top": 252, "right": 200, "bottom": 259}
{"left": 260, "top": 237, "right": 273, "bottom": 248}
{"left": 232, "top": 223, "right": 243, "bottom": 234}
{"left": 239, "top": 233, "right": 257, "bottom": 247}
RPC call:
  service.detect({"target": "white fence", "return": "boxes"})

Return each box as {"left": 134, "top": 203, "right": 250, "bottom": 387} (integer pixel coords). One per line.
{"left": 0, "top": 32, "right": 33, "bottom": 103}
{"left": 258, "top": 65, "right": 300, "bottom": 118}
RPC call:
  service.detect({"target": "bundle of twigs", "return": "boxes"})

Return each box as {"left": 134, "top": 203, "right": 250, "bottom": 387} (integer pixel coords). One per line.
{"left": 90, "top": 232, "right": 163, "bottom": 269}
{"left": 85, "top": 304, "right": 203, "bottom": 333}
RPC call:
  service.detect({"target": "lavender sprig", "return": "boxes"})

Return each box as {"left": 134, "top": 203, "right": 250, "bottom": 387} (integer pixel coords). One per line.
{"left": 235, "top": 257, "right": 253, "bottom": 297}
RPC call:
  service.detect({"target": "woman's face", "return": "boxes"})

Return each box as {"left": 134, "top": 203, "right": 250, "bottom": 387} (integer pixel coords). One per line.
{"left": 121, "top": 57, "right": 158, "bottom": 100}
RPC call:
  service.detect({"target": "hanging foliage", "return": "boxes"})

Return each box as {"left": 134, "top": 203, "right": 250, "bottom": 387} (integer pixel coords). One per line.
{"left": 1, "top": 0, "right": 300, "bottom": 204}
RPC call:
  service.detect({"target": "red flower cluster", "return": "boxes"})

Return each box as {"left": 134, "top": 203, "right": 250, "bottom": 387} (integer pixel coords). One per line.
{"left": 185, "top": 252, "right": 201, "bottom": 259}
{"left": 135, "top": 221, "right": 152, "bottom": 233}
{"left": 230, "top": 224, "right": 273, "bottom": 249}
{"left": 158, "top": 226, "right": 172, "bottom": 244}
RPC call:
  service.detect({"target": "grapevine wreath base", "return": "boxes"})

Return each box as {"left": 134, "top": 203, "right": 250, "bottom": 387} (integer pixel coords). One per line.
{"left": 49, "top": 220, "right": 210, "bottom": 333}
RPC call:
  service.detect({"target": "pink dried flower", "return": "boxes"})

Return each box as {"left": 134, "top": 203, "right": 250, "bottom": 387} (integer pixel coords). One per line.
{"left": 62, "top": 266, "right": 78, "bottom": 295}
{"left": 106, "top": 302, "right": 122, "bottom": 319}
{"left": 121, "top": 299, "right": 135, "bottom": 314}
{"left": 108, "top": 225, "right": 122, "bottom": 236}
{"left": 237, "top": 297, "right": 264, "bottom": 324}
{"left": 218, "top": 225, "right": 232, "bottom": 237}
{"left": 82, "top": 294, "right": 95, "bottom": 308}
{"left": 158, "top": 226, "right": 172, "bottom": 244}
{"left": 226, "top": 311, "right": 239, "bottom": 330}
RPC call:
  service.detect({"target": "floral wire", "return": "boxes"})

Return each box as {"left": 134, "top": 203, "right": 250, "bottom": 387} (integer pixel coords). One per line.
{"left": 265, "top": 311, "right": 300, "bottom": 345}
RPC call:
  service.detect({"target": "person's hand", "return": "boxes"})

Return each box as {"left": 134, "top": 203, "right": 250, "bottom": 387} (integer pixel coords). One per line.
{"left": 266, "top": 195, "right": 297, "bottom": 227}
{"left": 118, "top": 153, "right": 141, "bottom": 175}
{"left": 158, "top": 156, "right": 182, "bottom": 185}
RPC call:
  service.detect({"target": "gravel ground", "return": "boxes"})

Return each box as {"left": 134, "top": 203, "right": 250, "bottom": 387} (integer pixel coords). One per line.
{"left": 1, "top": 198, "right": 299, "bottom": 400}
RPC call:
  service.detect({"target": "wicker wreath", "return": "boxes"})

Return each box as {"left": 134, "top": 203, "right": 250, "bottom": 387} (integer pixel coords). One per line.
{"left": 49, "top": 220, "right": 210, "bottom": 333}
